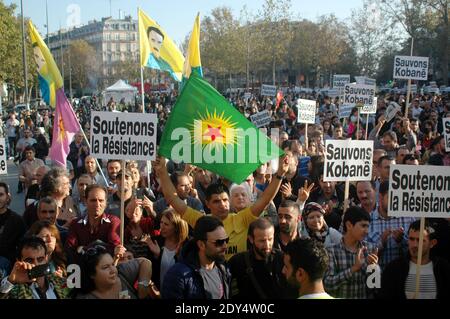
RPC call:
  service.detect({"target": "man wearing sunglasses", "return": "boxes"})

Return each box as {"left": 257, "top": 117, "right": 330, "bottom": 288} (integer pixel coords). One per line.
{"left": 153, "top": 154, "right": 290, "bottom": 261}
{"left": 162, "top": 216, "right": 231, "bottom": 299}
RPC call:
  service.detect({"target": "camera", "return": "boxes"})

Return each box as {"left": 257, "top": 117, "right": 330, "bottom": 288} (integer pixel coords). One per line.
{"left": 28, "top": 263, "right": 54, "bottom": 279}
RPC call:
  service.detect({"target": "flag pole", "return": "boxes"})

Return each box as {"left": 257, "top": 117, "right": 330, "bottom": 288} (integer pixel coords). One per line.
{"left": 20, "top": 0, "right": 29, "bottom": 110}
{"left": 138, "top": 7, "right": 152, "bottom": 190}
{"left": 404, "top": 37, "right": 414, "bottom": 118}
{"left": 365, "top": 114, "right": 369, "bottom": 140}
{"left": 120, "top": 160, "right": 126, "bottom": 245}
{"left": 414, "top": 217, "right": 425, "bottom": 299}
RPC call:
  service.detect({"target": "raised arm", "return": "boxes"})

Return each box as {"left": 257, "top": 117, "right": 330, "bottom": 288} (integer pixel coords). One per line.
{"left": 250, "top": 155, "right": 289, "bottom": 217}
{"left": 152, "top": 156, "right": 188, "bottom": 216}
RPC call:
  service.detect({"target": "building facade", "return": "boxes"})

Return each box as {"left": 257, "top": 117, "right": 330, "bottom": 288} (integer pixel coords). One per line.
{"left": 48, "top": 16, "right": 139, "bottom": 89}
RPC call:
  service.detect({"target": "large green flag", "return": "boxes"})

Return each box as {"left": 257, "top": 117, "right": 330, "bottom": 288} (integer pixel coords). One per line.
{"left": 159, "top": 74, "right": 283, "bottom": 184}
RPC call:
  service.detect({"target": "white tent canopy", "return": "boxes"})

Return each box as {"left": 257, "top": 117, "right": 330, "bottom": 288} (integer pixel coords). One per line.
{"left": 103, "top": 80, "right": 137, "bottom": 105}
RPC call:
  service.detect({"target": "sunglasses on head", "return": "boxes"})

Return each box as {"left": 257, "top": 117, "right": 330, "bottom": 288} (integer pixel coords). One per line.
{"left": 85, "top": 245, "right": 107, "bottom": 256}
{"left": 208, "top": 237, "right": 229, "bottom": 247}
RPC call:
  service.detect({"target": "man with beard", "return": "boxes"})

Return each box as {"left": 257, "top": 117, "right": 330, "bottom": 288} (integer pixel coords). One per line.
{"left": 162, "top": 216, "right": 231, "bottom": 299}
{"left": 274, "top": 200, "right": 301, "bottom": 252}
{"left": 228, "top": 218, "right": 297, "bottom": 299}
{"left": 105, "top": 159, "right": 121, "bottom": 194}
{"left": 282, "top": 238, "right": 333, "bottom": 299}
{"left": 380, "top": 220, "right": 450, "bottom": 299}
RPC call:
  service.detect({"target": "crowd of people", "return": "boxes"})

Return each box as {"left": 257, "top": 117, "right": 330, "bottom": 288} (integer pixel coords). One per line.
{"left": 0, "top": 86, "right": 449, "bottom": 299}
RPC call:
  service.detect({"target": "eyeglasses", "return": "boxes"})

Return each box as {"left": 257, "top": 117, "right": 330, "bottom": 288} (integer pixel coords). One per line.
{"left": 207, "top": 237, "right": 229, "bottom": 247}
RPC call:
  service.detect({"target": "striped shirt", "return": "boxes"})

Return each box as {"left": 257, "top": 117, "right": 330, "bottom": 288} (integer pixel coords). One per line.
{"left": 405, "top": 261, "right": 437, "bottom": 299}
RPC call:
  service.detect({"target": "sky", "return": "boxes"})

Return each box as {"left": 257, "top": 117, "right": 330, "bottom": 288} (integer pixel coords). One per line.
{"left": 5, "top": 0, "right": 364, "bottom": 44}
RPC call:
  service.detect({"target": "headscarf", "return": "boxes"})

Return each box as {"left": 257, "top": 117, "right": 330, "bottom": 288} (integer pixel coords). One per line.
{"left": 300, "top": 202, "right": 329, "bottom": 243}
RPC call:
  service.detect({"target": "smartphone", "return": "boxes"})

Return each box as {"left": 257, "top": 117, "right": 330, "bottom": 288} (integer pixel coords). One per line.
{"left": 28, "top": 263, "right": 54, "bottom": 279}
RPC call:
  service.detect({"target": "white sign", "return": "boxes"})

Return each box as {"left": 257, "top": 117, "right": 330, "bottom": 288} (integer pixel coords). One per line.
{"left": 0, "top": 138, "right": 6, "bottom": 175}
{"left": 339, "top": 104, "right": 354, "bottom": 119}
{"left": 261, "top": 84, "right": 277, "bottom": 97}
{"left": 250, "top": 110, "right": 272, "bottom": 128}
{"left": 443, "top": 118, "right": 450, "bottom": 153}
{"left": 333, "top": 75, "right": 351, "bottom": 88}
{"left": 361, "top": 97, "right": 378, "bottom": 115}
{"left": 355, "top": 76, "right": 376, "bottom": 87}
{"left": 385, "top": 102, "right": 402, "bottom": 122}
{"left": 344, "top": 84, "right": 376, "bottom": 107}
{"left": 409, "top": 84, "right": 417, "bottom": 92}
{"left": 90, "top": 111, "right": 158, "bottom": 161}
{"left": 388, "top": 165, "right": 450, "bottom": 218}
{"left": 393, "top": 56, "right": 429, "bottom": 81}
{"left": 327, "top": 88, "right": 340, "bottom": 98}
{"left": 297, "top": 99, "right": 316, "bottom": 124}
{"left": 323, "top": 140, "right": 373, "bottom": 182}
{"left": 243, "top": 92, "right": 252, "bottom": 100}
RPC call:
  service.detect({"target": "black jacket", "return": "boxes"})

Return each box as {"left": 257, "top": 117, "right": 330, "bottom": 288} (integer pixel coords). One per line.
{"left": 161, "top": 240, "right": 231, "bottom": 299}
{"left": 228, "top": 248, "right": 297, "bottom": 299}
{"left": 379, "top": 255, "right": 450, "bottom": 299}
{"left": 0, "top": 209, "right": 26, "bottom": 262}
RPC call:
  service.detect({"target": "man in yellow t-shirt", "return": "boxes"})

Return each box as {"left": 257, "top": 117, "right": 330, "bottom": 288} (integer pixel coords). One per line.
{"left": 153, "top": 155, "right": 289, "bottom": 260}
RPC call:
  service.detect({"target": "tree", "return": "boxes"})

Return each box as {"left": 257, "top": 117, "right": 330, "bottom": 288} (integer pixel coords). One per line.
{"left": 380, "top": 0, "right": 449, "bottom": 84}
{"left": 349, "top": 0, "right": 401, "bottom": 77}
{"left": 256, "top": 0, "right": 293, "bottom": 85}
{"left": 64, "top": 39, "right": 97, "bottom": 93}
{"left": 0, "top": 2, "right": 37, "bottom": 103}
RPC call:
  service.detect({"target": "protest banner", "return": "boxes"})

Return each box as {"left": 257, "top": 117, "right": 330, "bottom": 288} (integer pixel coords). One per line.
{"left": 339, "top": 104, "right": 353, "bottom": 119}
{"left": 90, "top": 111, "right": 158, "bottom": 161}
{"left": 327, "top": 88, "right": 340, "bottom": 98}
{"left": 0, "top": 138, "right": 6, "bottom": 175}
{"left": 443, "top": 118, "right": 450, "bottom": 152}
{"left": 388, "top": 165, "right": 450, "bottom": 218}
{"left": 323, "top": 140, "right": 373, "bottom": 182}
{"left": 297, "top": 99, "right": 316, "bottom": 124}
{"left": 393, "top": 56, "right": 429, "bottom": 81}
{"left": 333, "top": 74, "right": 350, "bottom": 88}
{"left": 385, "top": 102, "right": 402, "bottom": 122}
{"left": 250, "top": 110, "right": 272, "bottom": 128}
{"left": 344, "top": 83, "right": 375, "bottom": 107}
{"left": 360, "top": 97, "right": 377, "bottom": 115}
{"left": 244, "top": 92, "right": 252, "bottom": 100}
{"left": 261, "top": 84, "right": 277, "bottom": 97}
{"left": 388, "top": 164, "right": 450, "bottom": 298}
{"left": 410, "top": 84, "right": 417, "bottom": 92}
{"left": 355, "top": 76, "right": 376, "bottom": 86}
{"left": 362, "top": 97, "right": 377, "bottom": 139}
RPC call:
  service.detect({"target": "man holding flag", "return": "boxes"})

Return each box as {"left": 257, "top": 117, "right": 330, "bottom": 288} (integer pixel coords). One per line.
{"left": 153, "top": 153, "right": 289, "bottom": 261}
